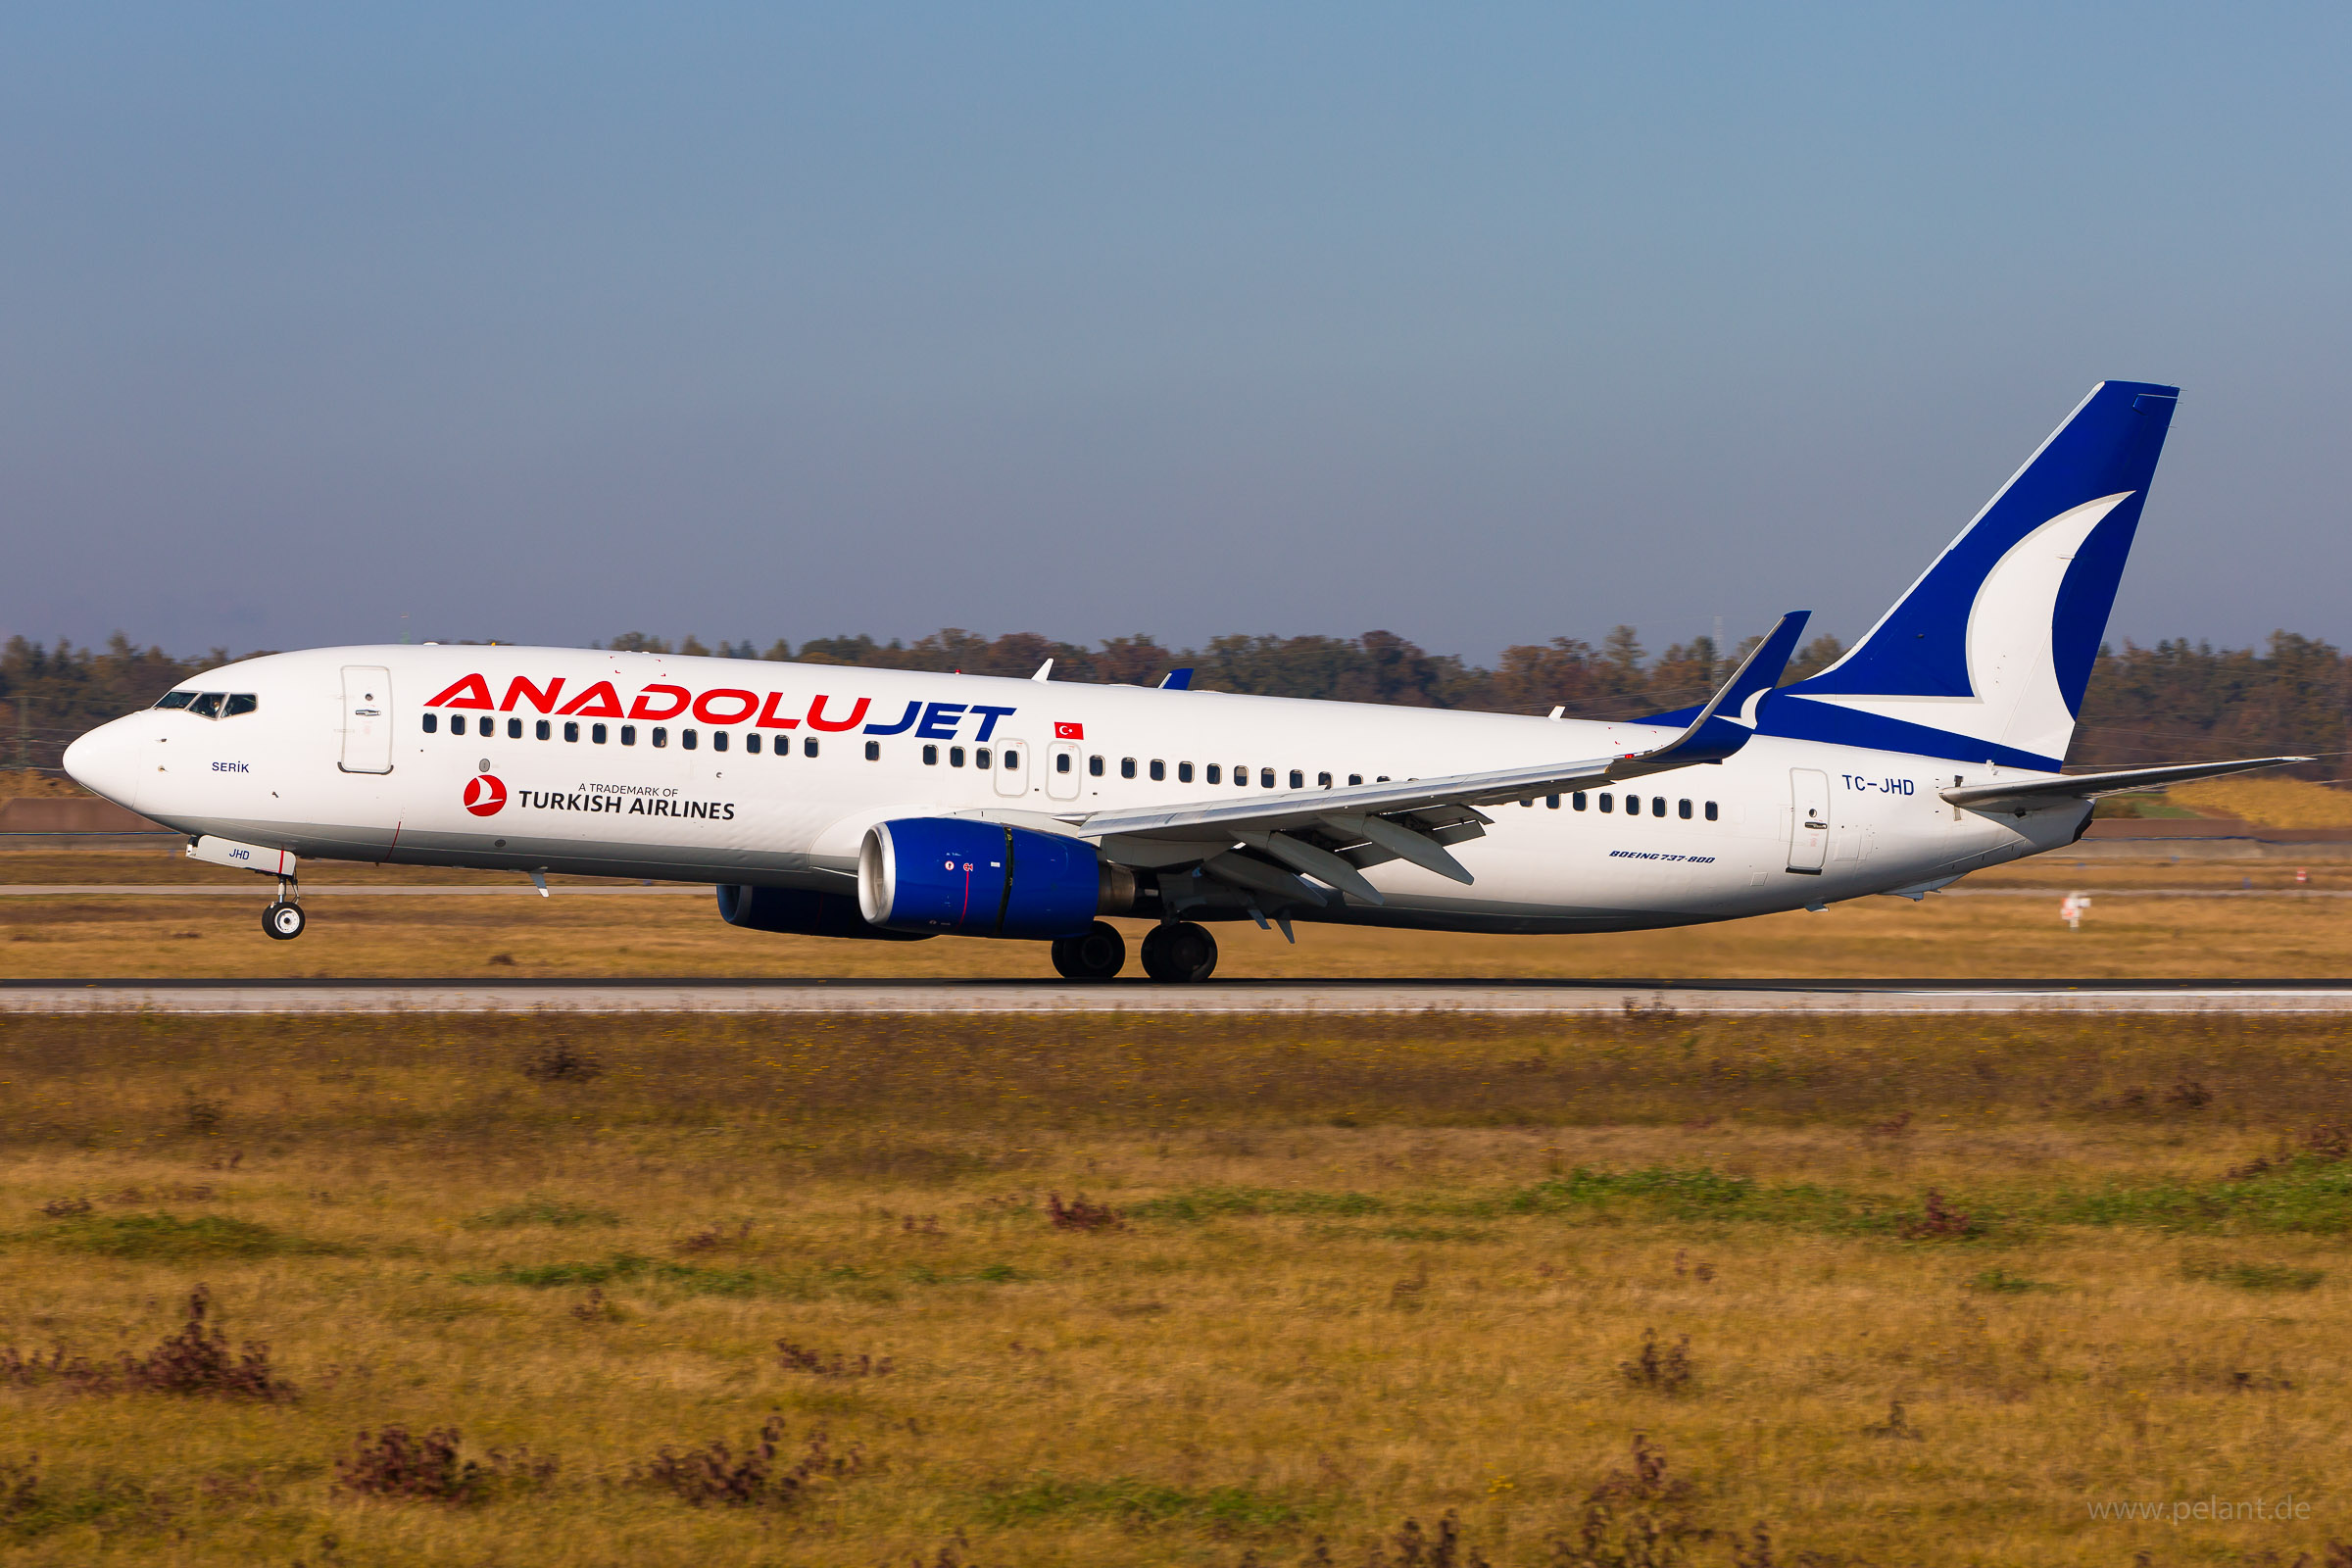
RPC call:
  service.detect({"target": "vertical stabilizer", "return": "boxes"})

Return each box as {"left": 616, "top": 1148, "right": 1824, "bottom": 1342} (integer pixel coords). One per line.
{"left": 1768, "top": 380, "right": 2178, "bottom": 767}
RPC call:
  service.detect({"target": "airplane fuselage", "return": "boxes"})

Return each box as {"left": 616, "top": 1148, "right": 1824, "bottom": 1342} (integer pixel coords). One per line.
{"left": 66, "top": 644, "right": 2079, "bottom": 935}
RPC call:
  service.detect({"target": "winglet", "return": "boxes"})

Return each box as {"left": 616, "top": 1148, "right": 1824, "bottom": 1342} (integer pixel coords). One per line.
{"left": 1158, "top": 667, "right": 1194, "bottom": 690}
{"left": 1610, "top": 611, "right": 1809, "bottom": 779}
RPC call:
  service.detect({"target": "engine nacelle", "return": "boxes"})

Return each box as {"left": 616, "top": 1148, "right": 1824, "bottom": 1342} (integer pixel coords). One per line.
{"left": 715, "top": 883, "right": 935, "bottom": 942}
{"left": 858, "top": 817, "right": 1134, "bottom": 939}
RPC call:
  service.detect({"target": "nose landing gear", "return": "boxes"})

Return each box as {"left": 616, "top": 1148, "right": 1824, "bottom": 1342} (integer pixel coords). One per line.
{"left": 262, "top": 879, "right": 306, "bottom": 941}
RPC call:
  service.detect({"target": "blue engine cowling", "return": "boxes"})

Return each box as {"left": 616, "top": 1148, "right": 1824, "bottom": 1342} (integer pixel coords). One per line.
{"left": 858, "top": 817, "right": 1125, "bottom": 939}
{"left": 716, "top": 883, "right": 935, "bottom": 942}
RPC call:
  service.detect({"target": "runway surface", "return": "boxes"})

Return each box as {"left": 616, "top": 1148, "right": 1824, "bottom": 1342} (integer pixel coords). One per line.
{"left": 2, "top": 884, "right": 2342, "bottom": 898}
{"left": 10, "top": 977, "right": 2352, "bottom": 1014}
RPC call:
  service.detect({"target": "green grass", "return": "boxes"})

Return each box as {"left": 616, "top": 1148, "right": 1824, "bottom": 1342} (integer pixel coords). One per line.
{"left": 2181, "top": 1257, "right": 2327, "bottom": 1292}
{"left": 36, "top": 1213, "right": 351, "bottom": 1262}
{"left": 462, "top": 1198, "right": 622, "bottom": 1230}
{"left": 457, "top": 1253, "right": 762, "bottom": 1297}
{"left": 1965, "top": 1267, "right": 2059, "bottom": 1295}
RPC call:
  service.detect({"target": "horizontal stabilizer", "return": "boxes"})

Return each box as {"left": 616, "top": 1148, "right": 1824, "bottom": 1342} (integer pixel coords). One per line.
{"left": 1941, "top": 756, "right": 2311, "bottom": 815}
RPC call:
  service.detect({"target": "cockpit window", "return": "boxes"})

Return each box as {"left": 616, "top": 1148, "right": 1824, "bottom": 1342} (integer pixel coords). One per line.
{"left": 154, "top": 691, "right": 196, "bottom": 710}
{"left": 222, "top": 694, "right": 259, "bottom": 717}
{"left": 187, "top": 693, "right": 226, "bottom": 718}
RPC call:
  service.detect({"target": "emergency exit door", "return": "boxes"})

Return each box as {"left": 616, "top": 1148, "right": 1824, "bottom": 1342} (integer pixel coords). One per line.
{"left": 1787, "top": 768, "right": 1831, "bottom": 873}
{"left": 340, "top": 665, "right": 394, "bottom": 774}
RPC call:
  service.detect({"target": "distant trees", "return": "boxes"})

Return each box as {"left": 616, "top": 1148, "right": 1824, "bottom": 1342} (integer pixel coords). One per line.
{"left": 2, "top": 624, "right": 2342, "bottom": 778}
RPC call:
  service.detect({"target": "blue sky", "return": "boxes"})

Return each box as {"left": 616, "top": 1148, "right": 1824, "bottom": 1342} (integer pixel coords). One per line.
{"left": 4, "top": 5, "right": 2347, "bottom": 662}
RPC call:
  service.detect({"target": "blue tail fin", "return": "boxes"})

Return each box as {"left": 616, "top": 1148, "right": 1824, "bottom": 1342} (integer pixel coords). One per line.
{"left": 1765, "top": 380, "right": 2179, "bottom": 767}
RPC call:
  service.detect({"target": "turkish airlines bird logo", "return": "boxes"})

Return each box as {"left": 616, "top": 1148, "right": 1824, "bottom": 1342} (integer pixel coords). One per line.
{"left": 1054, "top": 721, "right": 1083, "bottom": 740}
{"left": 463, "top": 774, "right": 509, "bottom": 817}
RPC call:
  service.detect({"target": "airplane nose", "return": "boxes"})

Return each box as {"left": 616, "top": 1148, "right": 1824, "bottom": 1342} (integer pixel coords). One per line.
{"left": 63, "top": 719, "right": 147, "bottom": 814}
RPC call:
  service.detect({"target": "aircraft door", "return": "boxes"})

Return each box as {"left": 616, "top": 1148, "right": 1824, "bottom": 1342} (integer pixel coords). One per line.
{"left": 340, "top": 665, "right": 395, "bottom": 774}
{"left": 1787, "top": 768, "right": 1830, "bottom": 873}
{"left": 1045, "top": 740, "right": 1081, "bottom": 801}
{"left": 994, "top": 738, "right": 1030, "bottom": 798}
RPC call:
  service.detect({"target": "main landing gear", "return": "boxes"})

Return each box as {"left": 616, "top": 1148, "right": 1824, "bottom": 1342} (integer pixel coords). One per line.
{"left": 1140, "top": 920, "right": 1217, "bottom": 984}
{"left": 1051, "top": 921, "right": 1126, "bottom": 981}
{"left": 1048, "top": 920, "right": 1221, "bottom": 983}
{"left": 262, "top": 879, "right": 305, "bottom": 941}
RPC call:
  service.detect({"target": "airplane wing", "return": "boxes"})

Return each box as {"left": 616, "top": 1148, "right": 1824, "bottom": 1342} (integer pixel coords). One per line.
{"left": 1940, "top": 756, "right": 2312, "bottom": 816}
{"left": 1063, "top": 613, "right": 1810, "bottom": 908}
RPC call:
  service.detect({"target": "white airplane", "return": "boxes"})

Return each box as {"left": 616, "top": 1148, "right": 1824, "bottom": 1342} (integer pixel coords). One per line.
{"left": 65, "top": 380, "right": 2301, "bottom": 982}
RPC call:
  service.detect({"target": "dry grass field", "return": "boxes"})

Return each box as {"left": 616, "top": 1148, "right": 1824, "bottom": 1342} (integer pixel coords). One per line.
{"left": 4, "top": 848, "right": 2352, "bottom": 982}
{"left": 2, "top": 1009, "right": 2350, "bottom": 1565}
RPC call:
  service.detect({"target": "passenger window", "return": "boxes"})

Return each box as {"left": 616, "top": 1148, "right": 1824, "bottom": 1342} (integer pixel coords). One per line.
{"left": 620, "top": 725, "right": 636, "bottom": 746}
{"left": 1179, "top": 761, "right": 1194, "bottom": 783}
{"left": 508, "top": 717, "right": 523, "bottom": 740}
{"left": 1289, "top": 769, "right": 1303, "bottom": 789}
{"left": 1206, "top": 764, "right": 1221, "bottom": 784}
{"left": 864, "top": 740, "right": 880, "bottom": 760}
{"left": 715, "top": 731, "right": 731, "bottom": 752}
{"left": 1002, "top": 748, "right": 1019, "bottom": 768}
{"left": 536, "top": 719, "right": 552, "bottom": 741}
{"left": 682, "top": 728, "right": 699, "bottom": 751}
{"left": 592, "top": 724, "right": 608, "bottom": 745}
{"left": 1056, "top": 753, "right": 1072, "bottom": 774}
{"left": 1317, "top": 771, "right": 1332, "bottom": 788}
{"left": 923, "top": 745, "right": 939, "bottom": 765}
{"left": 1150, "top": 760, "right": 1165, "bottom": 781}
{"left": 1120, "top": 758, "right": 1137, "bottom": 779}
{"left": 1652, "top": 797, "right": 1666, "bottom": 816}
{"left": 1522, "top": 798, "right": 1535, "bottom": 808}
{"left": 1260, "top": 768, "right": 1275, "bottom": 788}
{"left": 1237, "top": 765, "right": 1250, "bottom": 787}
{"left": 223, "top": 694, "right": 258, "bottom": 717}
{"left": 1599, "top": 793, "right": 1613, "bottom": 812}
{"left": 744, "top": 732, "right": 760, "bottom": 754}
{"left": 804, "top": 737, "right": 818, "bottom": 758}
{"left": 1573, "top": 792, "right": 1587, "bottom": 810}
{"left": 422, "top": 712, "right": 438, "bottom": 734}
{"left": 448, "top": 712, "right": 466, "bottom": 735}
{"left": 155, "top": 691, "right": 195, "bottom": 710}
{"left": 1628, "top": 796, "right": 1642, "bottom": 816}
{"left": 975, "top": 747, "right": 991, "bottom": 769}
{"left": 1678, "top": 798, "right": 1692, "bottom": 819}
{"left": 951, "top": 747, "right": 966, "bottom": 767}
{"left": 190, "top": 693, "right": 224, "bottom": 718}
{"left": 564, "top": 721, "right": 579, "bottom": 742}
{"left": 1089, "top": 755, "right": 1104, "bottom": 776}
{"left": 1348, "top": 774, "right": 1362, "bottom": 786}
{"left": 652, "top": 727, "right": 668, "bottom": 748}
{"left": 1704, "top": 801, "right": 1718, "bottom": 821}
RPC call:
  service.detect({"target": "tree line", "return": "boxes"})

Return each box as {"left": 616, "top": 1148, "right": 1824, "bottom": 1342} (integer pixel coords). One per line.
{"left": 3, "top": 625, "right": 2342, "bottom": 778}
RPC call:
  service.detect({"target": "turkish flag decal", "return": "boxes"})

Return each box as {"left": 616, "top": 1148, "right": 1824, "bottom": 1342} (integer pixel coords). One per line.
{"left": 1054, "top": 721, "right": 1083, "bottom": 740}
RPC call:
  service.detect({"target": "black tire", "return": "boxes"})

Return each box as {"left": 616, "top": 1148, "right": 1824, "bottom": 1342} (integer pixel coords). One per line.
{"left": 263, "top": 903, "right": 306, "bottom": 941}
{"left": 1050, "top": 920, "right": 1126, "bottom": 980}
{"left": 1139, "top": 920, "right": 1217, "bottom": 984}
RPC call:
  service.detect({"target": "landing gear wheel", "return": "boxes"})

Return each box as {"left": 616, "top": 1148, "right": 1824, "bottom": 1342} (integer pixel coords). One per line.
{"left": 263, "top": 902, "right": 307, "bottom": 941}
{"left": 1140, "top": 920, "right": 1217, "bottom": 984}
{"left": 1051, "top": 921, "right": 1127, "bottom": 980}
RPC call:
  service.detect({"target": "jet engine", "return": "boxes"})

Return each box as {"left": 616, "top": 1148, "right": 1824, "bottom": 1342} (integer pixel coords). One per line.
{"left": 857, "top": 817, "right": 1135, "bottom": 939}
{"left": 715, "top": 883, "right": 934, "bottom": 941}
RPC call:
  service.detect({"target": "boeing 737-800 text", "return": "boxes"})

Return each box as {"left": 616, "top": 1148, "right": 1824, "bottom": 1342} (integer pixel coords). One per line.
{"left": 63, "top": 381, "right": 2302, "bottom": 981}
